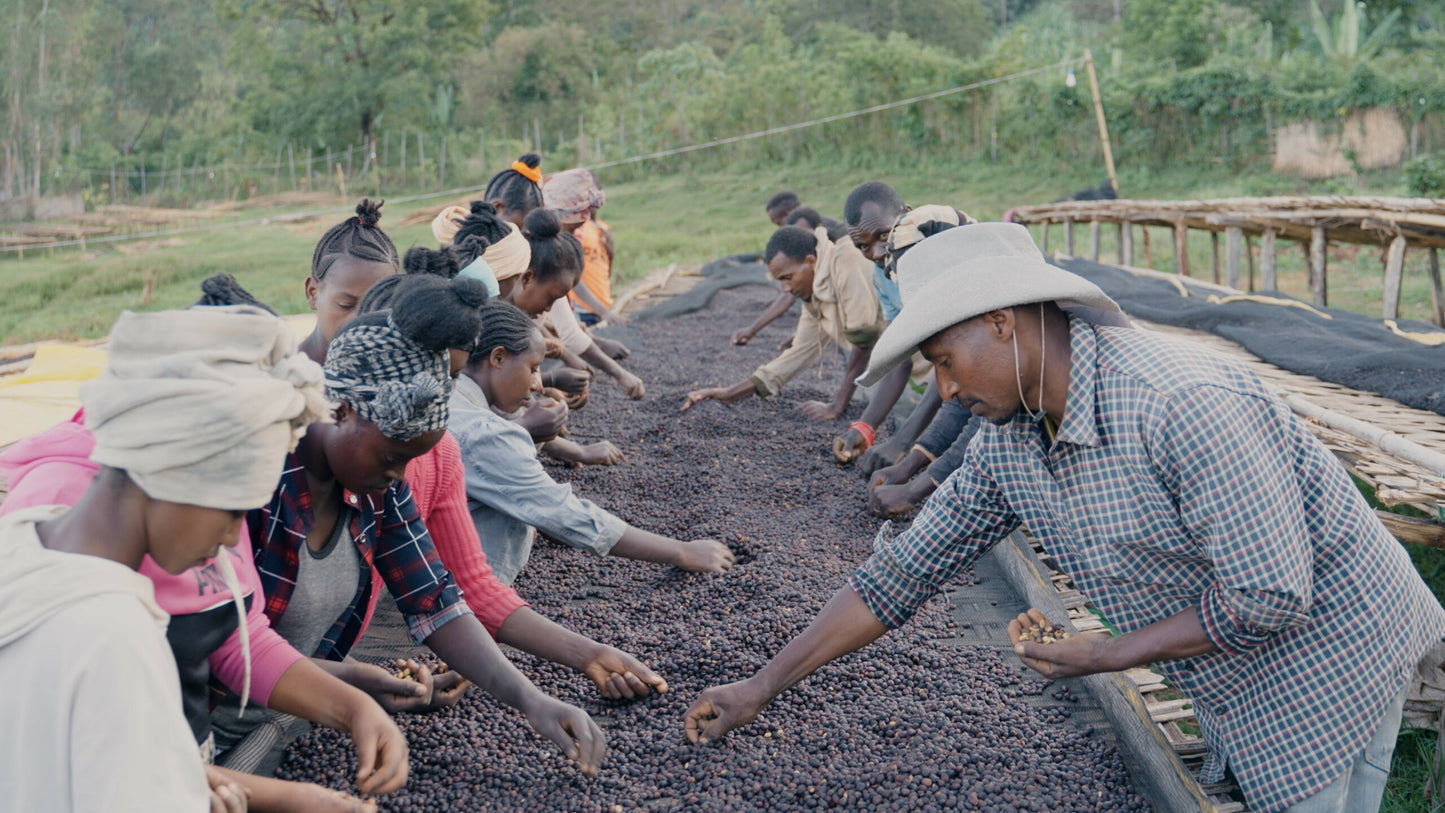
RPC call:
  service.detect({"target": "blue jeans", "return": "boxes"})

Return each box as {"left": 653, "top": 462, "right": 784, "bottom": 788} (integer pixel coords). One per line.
{"left": 577, "top": 309, "right": 601, "bottom": 327}
{"left": 1282, "top": 683, "right": 1408, "bottom": 813}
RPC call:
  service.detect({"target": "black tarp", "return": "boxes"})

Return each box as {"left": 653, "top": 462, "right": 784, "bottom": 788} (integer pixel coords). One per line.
{"left": 1058, "top": 257, "right": 1445, "bottom": 416}
{"left": 630, "top": 254, "right": 779, "bottom": 321}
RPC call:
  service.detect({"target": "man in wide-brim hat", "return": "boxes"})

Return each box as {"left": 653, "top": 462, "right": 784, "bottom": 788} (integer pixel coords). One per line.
{"left": 682, "top": 222, "right": 1445, "bottom": 813}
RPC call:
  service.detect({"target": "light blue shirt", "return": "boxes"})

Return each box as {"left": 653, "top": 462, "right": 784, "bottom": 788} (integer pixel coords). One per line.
{"left": 871, "top": 263, "right": 902, "bottom": 321}
{"left": 447, "top": 376, "right": 626, "bottom": 585}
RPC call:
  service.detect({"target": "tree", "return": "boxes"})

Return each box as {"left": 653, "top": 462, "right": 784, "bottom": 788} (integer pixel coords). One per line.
{"left": 1124, "top": 0, "right": 1223, "bottom": 69}
{"left": 769, "top": 0, "right": 995, "bottom": 59}
{"left": 228, "top": 0, "right": 491, "bottom": 149}
{"left": 457, "top": 21, "right": 600, "bottom": 142}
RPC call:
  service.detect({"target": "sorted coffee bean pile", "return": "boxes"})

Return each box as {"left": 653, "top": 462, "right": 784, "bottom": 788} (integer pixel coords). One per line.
{"left": 276, "top": 285, "right": 1147, "bottom": 812}
{"left": 1018, "top": 623, "right": 1072, "bottom": 645}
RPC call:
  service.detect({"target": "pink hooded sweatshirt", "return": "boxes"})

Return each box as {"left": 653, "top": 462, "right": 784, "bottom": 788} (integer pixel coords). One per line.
{"left": 0, "top": 411, "right": 303, "bottom": 711}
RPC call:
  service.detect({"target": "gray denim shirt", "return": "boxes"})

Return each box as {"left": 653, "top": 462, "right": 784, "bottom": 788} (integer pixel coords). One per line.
{"left": 448, "top": 375, "right": 626, "bottom": 585}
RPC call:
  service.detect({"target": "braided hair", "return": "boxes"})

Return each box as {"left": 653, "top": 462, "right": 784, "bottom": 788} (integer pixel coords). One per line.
{"left": 522, "top": 208, "right": 583, "bottom": 285}
{"left": 311, "top": 199, "right": 400, "bottom": 281}
{"left": 402, "top": 246, "right": 461, "bottom": 279}
{"left": 469, "top": 299, "right": 540, "bottom": 366}
{"left": 453, "top": 200, "right": 511, "bottom": 250}
{"left": 349, "top": 274, "right": 487, "bottom": 354}
{"left": 483, "top": 153, "right": 543, "bottom": 216}
{"left": 193, "top": 273, "right": 277, "bottom": 314}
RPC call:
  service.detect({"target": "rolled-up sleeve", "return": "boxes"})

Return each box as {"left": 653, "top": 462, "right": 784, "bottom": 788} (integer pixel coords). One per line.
{"left": 1151, "top": 385, "right": 1315, "bottom": 656}
{"left": 850, "top": 446, "right": 1019, "bottom": 628}
{"left": 752, "top": 307, "right": 826, "bottom": 397}
{"left": 374, "top": 484, "right": 474, "bottom": 644}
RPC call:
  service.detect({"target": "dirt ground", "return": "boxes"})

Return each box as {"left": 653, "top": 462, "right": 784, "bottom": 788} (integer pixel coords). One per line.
{"left": 275, "top": 284, "right": 1146, "bottom": 812}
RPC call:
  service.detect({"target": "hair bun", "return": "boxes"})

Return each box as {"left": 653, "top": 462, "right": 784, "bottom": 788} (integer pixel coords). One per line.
{"left": 449, "top": 277, "right": 489, "bottom": 309}
{"left": 517, "top": 153, "right": 541, "bottom": 170}
{"left": 355, "top": 198, "right": 384, "bottom": 227}
{"left": 469, "top": 200, "right": 498, "bottom": 215}
{"left": 523, "top": 207, "right": 561, "bottom": 239}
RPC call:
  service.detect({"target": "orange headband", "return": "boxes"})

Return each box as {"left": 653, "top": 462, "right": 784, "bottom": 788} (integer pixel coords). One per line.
{"left": 511, "top": 160, "right": 542, "bottom": 184}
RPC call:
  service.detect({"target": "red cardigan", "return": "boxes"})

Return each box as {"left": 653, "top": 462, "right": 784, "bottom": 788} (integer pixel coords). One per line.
{"left": 405, "top": 432, "right": 529, "bottom": 635}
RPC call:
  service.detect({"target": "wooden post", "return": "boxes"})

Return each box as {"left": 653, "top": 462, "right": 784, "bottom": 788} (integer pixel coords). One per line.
{"left": 1309, "top": 226, "right": 1328, "bottom": 307}
{"left": 1089, "top": 220, "right": 1100, "bottom": 262}
{"left": 1210, "top": 231, "right": 1221, "bottom": 284}
{"left": 1225, "top": 226, "right": 1243, "bottom": 289}
{"left": 1246, "top": 235, "right": 1256, "bottom": 291}
{"left": 1118, "top": 222, "right": 1130, "bottom": 265}
{"left": 1174, "top": 222, "right": 1190, "bottom": 277}
{"left": 1429, "top": 249, "right": 1445, "bottom": 327}
{"left": 1041, "top": 221, "right": 1050, "bottom": 254}
{"left": 1261, "top": 229, "right": 1277, "bottom": 290}
{"left": 1383, "top": 235, "right": 1408, "bottom": 320}
{"left": 287, "top": 144, "right": 296, "bottom": 191}
{"left": 306, "top": 147, "right": 313, "bottom": 188}
{"left": 1142, "top": 226, "right": 1153, "bottom": 268}
{"left": 1064, "top": 218, "right": 1075, "bottom": 256}
{"left": 140, "top": 163, "right": 146, "bottom": 198}
{"left": 1083, "top": 49, "right": 1119, "bottom": 197}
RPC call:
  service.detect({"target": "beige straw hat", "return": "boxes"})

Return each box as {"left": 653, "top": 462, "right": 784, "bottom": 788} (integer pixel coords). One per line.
{"left": 857, "top": 222, "right": 1120, "bottom": 386}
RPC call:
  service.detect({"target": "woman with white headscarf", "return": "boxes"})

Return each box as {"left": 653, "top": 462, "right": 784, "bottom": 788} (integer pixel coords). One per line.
{"left": 0, "top": 305, "right": 330, "bottom": 812}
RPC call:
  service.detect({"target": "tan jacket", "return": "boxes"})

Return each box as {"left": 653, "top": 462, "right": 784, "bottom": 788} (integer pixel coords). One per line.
{"left": 751, "top": 227, "right": 884, "bottom": 397}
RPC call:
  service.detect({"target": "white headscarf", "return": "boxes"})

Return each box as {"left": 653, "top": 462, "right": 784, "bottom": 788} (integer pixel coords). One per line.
{"left": 82, "top": 305, "right": 331, "bottom": 510}
{"left": 80, "top": 304, "right": 331, "bottom": 712}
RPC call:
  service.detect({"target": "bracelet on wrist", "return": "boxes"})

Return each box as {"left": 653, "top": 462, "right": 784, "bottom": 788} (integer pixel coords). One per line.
{"left": 849, "top": 421, "right": 876, "bottom": 448}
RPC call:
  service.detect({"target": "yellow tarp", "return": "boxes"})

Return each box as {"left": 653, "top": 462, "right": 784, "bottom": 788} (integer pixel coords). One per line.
{"left": 0, "top": 313, "right": 318, "bottom": 448}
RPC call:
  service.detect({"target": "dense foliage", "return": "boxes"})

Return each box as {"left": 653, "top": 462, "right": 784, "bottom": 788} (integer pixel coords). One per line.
{"left": 6, "top": 0, "right": 1445, "bottom": 204}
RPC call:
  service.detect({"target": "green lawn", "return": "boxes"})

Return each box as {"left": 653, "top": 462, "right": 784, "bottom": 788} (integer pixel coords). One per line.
{"left": 4, "top": 154, "right": 1434, "bottom": 342}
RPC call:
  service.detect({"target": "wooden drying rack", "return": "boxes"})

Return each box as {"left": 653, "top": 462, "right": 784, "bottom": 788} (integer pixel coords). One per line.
{"left": 1011, "top": 196, "right": 1445, "bottom": 323}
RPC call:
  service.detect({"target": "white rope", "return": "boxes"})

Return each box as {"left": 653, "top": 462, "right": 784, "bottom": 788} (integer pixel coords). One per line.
{"left": 1, "top": 58, "right": 1082, "bottom": 255}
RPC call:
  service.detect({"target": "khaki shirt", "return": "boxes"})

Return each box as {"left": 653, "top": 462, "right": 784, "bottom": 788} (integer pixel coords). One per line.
{"left": 751, "top": 227, "right": 884, "bottom": 397}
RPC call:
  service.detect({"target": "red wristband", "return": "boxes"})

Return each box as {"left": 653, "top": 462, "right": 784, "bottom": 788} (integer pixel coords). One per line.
{"left": 849, "top": 421, "right": 876, "bottom": 448}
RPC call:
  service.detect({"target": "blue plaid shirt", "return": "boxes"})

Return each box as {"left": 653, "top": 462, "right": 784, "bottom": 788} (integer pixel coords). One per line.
{"left": 851, "top": 317, "right": 1445, "bottom": 812}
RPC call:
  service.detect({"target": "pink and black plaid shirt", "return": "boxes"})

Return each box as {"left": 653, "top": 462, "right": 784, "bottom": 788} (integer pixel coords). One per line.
{"left": 248, "top": 451, "right": 471, "bottom": 661}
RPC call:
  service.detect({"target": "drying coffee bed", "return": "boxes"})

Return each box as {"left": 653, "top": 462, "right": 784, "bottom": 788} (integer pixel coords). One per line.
{"left": 275, "top": 285, "right": 1146, "bottom": 812}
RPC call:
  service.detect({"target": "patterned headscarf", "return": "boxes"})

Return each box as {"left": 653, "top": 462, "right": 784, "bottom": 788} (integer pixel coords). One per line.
{"left": 542, "top": 169, "right": 603, "bottom": 224}
{"left": 323, "top": 315, "right": 451, "bottom": 441}
{"left": 884, "top": 205, "right": 977, "bottom": 279}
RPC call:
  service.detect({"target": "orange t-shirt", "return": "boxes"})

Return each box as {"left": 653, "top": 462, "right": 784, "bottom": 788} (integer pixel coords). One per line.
{"left": 569, "top": 218, "right": 613, "bottom": 313}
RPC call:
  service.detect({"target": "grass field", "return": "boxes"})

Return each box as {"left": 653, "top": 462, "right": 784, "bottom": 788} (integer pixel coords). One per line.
{"left": 1, "top": 154, "right": 1441, "bottom": 810}
{"left": 2, "top": 155, "right": 1439, "bottom": 342}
